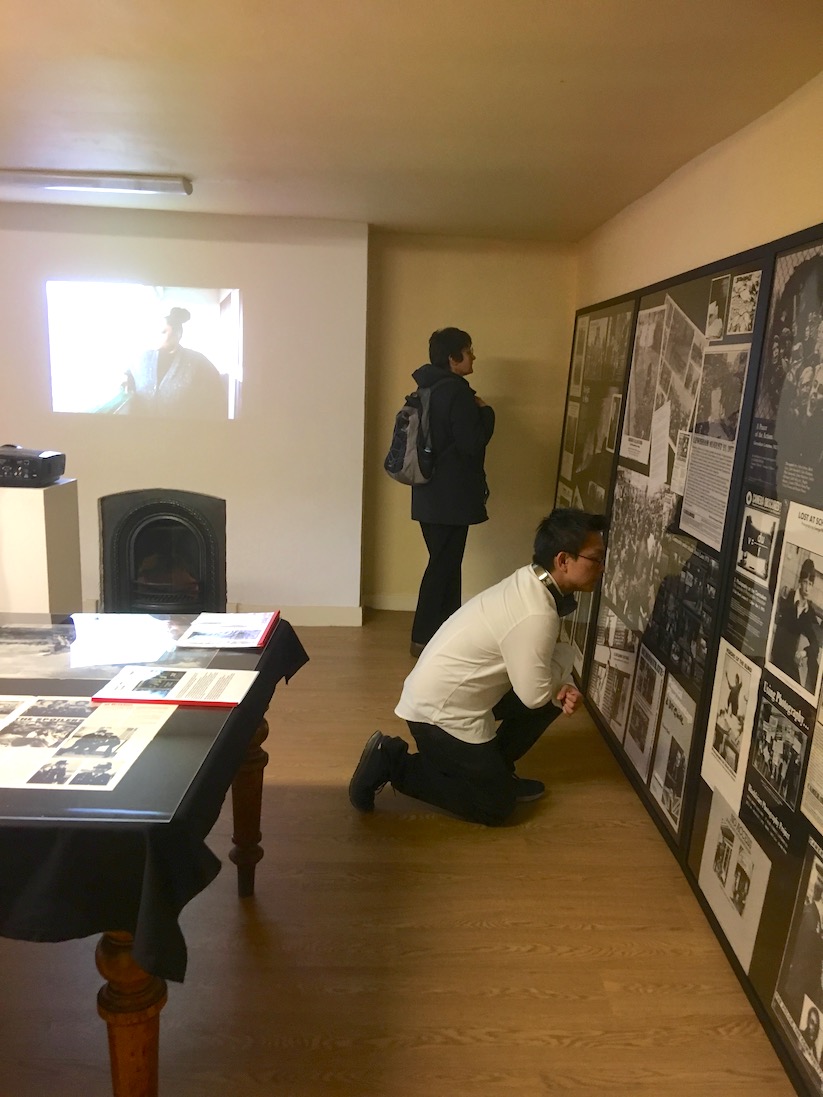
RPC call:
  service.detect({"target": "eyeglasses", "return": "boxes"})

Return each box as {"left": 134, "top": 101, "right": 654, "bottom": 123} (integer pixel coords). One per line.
{"left": 574, "top": 553, "right": 606, "bottom": 566}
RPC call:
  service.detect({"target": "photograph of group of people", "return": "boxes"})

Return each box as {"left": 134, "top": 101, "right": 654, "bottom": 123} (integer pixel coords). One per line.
{"left": 0, "top": 695, "right": 170, "bottom": 791}
{"left": 749, "top": 695, "right": 807, "bottom": 813}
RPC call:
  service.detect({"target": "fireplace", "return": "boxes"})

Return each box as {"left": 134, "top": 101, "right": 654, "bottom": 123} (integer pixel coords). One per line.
{"left": 99, "top": 489, "right": 227, "bottom": 613}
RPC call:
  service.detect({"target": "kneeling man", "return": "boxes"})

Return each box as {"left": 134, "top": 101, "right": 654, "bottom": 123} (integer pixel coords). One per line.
{"left": 349, "top": 508, "right": 607, "bottom": 826}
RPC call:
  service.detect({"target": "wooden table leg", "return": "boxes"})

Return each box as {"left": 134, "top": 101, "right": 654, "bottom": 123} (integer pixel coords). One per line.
{"left": 96, "top": 931, "right": 168, "bottom": 1097}
{"left": 229, "top": 716, "right": 269, "bottom": 897}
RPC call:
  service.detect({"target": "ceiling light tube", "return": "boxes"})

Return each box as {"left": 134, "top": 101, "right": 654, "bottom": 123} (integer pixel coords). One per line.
{"left": 0, "top": 170, "right": 193, "bottom": 195}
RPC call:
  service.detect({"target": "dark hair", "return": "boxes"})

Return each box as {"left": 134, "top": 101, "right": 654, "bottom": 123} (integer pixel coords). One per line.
{"left": 429, "top": 327, "right": 472, "bottom": 369}
{"left": 533, "top": 508, "right": 608, "bottom": 571}
{"left": 165, "top": 306, "right": 191, "bottom": 338}
{"left": 800, "top": 558, "right": 817, "bottom": 583}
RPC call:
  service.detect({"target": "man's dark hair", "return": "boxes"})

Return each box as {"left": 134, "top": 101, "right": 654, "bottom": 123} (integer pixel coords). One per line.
{"left": 800, "top": 558, "right": 817, "bottom": 583}
{"left": 533, "top": 508, "right": 608, "bottom": 571}
{"left": 429, "top": 327, "right": 472, "bottom": 369}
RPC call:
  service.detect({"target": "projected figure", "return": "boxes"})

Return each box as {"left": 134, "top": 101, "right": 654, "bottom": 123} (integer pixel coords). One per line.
{"left": 126, "top": 306, "right": 226, "bottom": 418}
{"left": 99, "top": 307, "right": 226, "bottom": 418}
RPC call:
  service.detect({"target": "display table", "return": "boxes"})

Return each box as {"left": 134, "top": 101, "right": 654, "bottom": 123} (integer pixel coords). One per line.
{"left": 0, "top": 613, "right": 309, "bottom": 1096}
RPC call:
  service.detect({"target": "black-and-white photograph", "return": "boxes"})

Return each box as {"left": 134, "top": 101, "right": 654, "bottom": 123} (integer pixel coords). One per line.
{"left": 751, "top": 241, "right": 823, "bottom": 501}
{"left": 0, "top": 715, "right": 84, "bottom": 750}
{"left": 701, "top": 639, "right": 760, "bottom": 813}
{"left": 23, "top": 698, "right": 97, "bottom": 720}
{"left": 568, "top": 313, "right": 588, "bottom": 399}
{"left": 589, "top": 619, "right": 638, "bottom": 740}
{"left": 620, "top": 305, "right": 664, "bottom": 464}
{"left": 560, "top": 401, "right": 579, "bottom": 482}
{"left": 564, "top": 303, "right": 633, "bottom": 513}
{"left": 736, "top": 494, "right": 780, "bottom": 586}
{"left": 711, "top": 655, "right": 750, "bottom": 777}
{"left": 698, "top": 789, "right": 771, "bottom": 974}
{"left": 774, "top": 842, "right": 823, "bottom": 1090}
{"left": 749, "top": 693, "right": 808, "bottom": 811}
{"left": 55, "top": 725, "right": 133, "bottom": 758}
{"left": 643, "top": 538, "right": 717, "bottom": 696}
{"left": 656, "top": 296, "right": 705, "bottom": 453}
{"left": 693, "top": 344, "right": 750, "bottom": 442}
{"left": 572, "top": 589, "right": 592, "bottom": 674}
{"left": 622, "top": 644, "right": 665, "bottom": 780}
{"left": 601, "top": 468, "right": 680, "bottom": 635}
{"left": 69, "top": 761, "right": 116, "bottom": 786}
{"left": 727, "top": 270, "right": 762, "bottom": 336}
{"left": 0, "top": 625, "right": 74, "bottom": 678}
{"left": 0, "top": 697, "right": 25, "bottom": 718}
{"left": 649, "top": 674, "right": 694, "bottom": 834}
{"left": 606, "top": 392, "right": 621, "bottom": 453}
{"left": 26, "top": 757, "right": 79, "bottom": 785}
{"left": 730, "top": 848, "right": 753, "bottom": 915}
{"left": 705, "top": 275, "right": 730, "bottom": 340}
{"left": 767, "top": 510, "right": 823, "bottom": 706}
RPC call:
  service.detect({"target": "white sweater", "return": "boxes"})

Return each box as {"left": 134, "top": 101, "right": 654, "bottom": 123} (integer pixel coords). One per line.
{"left": 395, "top": 565, "right": 574, "bottom": 743}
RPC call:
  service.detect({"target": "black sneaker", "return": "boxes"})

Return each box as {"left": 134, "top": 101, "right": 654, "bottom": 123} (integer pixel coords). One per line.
{"left": 349, "top": 731, "right": 392, "bottom": 812}
{"left": 514, "top": 776, "right": 546, "bottom": 802}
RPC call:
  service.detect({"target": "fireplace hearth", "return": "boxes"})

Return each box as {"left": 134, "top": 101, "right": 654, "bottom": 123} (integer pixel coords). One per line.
{"left": 99, "top": 489, "right": 227, "bottom": 613}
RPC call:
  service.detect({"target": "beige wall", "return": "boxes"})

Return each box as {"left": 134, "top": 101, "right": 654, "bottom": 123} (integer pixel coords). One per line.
{"left": 363, "top": 233, "right": 577, "bottom": 610}
{"left": 578, "top": 72, "right": 823, "bottom": 306}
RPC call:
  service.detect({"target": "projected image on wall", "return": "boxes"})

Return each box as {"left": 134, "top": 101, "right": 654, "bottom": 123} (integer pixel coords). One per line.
{"left": 46, "top": 282, "right": 242, "bottom": 419}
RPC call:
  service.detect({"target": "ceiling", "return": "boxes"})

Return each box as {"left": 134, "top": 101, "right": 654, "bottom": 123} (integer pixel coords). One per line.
{"left": 1, "top": 0, "right": 823, "bottom": 242}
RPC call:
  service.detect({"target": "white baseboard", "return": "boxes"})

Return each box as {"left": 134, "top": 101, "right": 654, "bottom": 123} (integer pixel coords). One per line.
{"left": 362, "top": 594, "right": 416, "bottom": 611}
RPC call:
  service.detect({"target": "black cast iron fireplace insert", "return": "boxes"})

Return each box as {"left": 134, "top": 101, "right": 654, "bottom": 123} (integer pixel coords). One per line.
{"left": 99, "top": 489, "right": 227, "bottom": 613}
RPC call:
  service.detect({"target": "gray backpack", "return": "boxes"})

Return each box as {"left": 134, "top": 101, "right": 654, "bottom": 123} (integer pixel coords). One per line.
{"left": 383, "top": 379, "right": 449, "bottom": 485}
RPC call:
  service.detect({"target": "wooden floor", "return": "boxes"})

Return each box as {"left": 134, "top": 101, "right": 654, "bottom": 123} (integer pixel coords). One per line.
{"left": 1, "top": 611, "right": 795, "bottom": 1096}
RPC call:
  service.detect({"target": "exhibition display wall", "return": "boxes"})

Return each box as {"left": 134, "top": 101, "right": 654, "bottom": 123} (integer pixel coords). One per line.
{"left": 556, "top": 220, "right": 823, "bottom": 1097}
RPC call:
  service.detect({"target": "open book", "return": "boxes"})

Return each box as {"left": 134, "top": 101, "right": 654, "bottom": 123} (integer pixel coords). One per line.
{"left": 92, "top": 666, "right": 258, "bottom": 707}
{"left": 175, "top": 611, "right": 280, "bottom": 649}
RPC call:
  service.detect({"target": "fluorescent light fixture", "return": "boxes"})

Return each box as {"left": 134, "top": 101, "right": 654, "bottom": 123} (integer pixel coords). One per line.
{"left": 0, "top": 170, "right": 193, "bottom": 196}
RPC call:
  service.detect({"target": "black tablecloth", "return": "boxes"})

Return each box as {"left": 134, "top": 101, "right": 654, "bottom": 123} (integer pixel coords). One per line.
{"left": 0, "top": 620, "right": 309, "bottom": 981}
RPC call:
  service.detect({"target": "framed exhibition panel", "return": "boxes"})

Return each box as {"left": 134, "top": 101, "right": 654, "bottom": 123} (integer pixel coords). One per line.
{"left": 555, "top": 296, "right": 636, "bottom": 679}
{"left": 557, "top": 220, "right": 823, "bottom": 1097}
{"left": 685, "top": 231, "right": 823, "bottom": 1097}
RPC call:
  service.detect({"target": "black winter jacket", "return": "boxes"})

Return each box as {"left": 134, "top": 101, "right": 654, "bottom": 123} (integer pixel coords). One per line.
{"left": 410, "top": 363, "right": 495, "bottom": 526}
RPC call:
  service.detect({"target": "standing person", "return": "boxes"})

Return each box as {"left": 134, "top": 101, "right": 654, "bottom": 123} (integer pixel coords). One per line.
{"left": 409, "top": 327, "right": 495, "bottom": 657}
{"left": 349, "top": 509, "right": 607, "bottom": 827}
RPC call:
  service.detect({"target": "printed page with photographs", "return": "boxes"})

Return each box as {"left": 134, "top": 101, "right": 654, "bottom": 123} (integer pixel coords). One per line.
{"left": 92, "top": 665, "right": 258, "bottom": 707}
{"left": 0, "top": 695, "right": 172, "bottom": 792}
{"left": 175, "top": 611, "right": 280, "bottom": 649}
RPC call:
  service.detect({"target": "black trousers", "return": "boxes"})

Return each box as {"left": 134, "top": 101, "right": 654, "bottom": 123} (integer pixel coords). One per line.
{"left": 411, "top": 522, "right": 469, "bottom": 646}
{"left": 385, "top": 689, "right": 562, "bottom": 827}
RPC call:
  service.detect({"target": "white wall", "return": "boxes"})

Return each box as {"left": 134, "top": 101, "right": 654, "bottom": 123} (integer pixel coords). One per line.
{"left": 0, "top": 205, "right": 369, "bottom": 623}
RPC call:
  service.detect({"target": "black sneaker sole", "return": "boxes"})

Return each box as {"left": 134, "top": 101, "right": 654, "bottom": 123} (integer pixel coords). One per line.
{"left": 348, "top": 731, "right": 385, "bottom": 812}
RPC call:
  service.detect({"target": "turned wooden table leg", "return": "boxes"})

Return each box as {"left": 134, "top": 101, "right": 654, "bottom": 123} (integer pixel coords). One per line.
{"left": 96, "top": 931, "right": 168, "bottom": 1097}
{"left": 229, "top": 716, "right": 269, "bottom": 897}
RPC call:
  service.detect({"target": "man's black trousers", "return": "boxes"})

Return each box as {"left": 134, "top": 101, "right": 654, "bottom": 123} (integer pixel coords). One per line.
{"left": 385, "top": 688, "right": 562, "bottom": 826}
